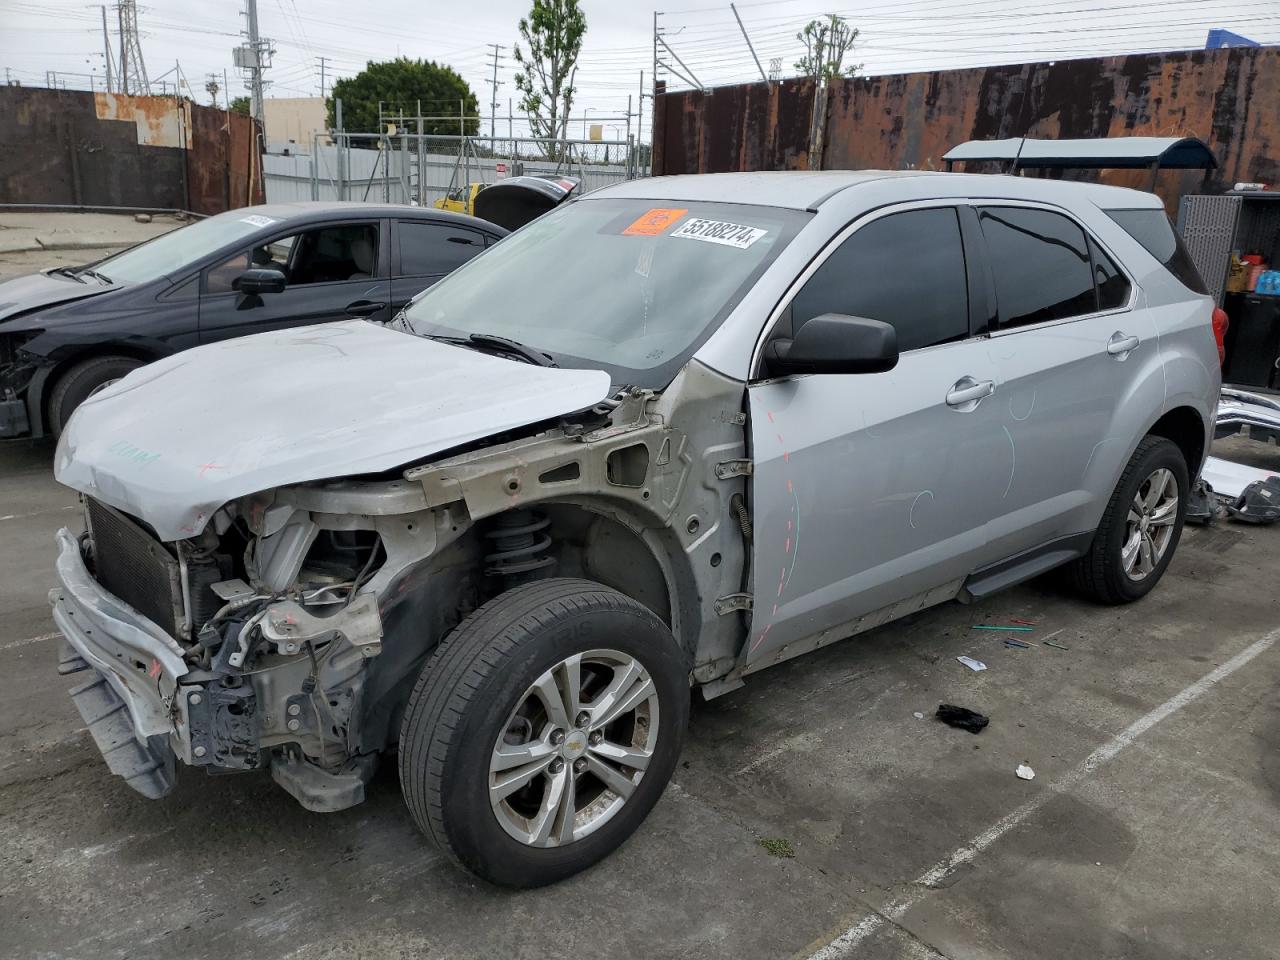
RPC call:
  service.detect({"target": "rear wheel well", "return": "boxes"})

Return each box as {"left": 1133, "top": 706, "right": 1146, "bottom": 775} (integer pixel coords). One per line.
{"left": 1146, "top": 406, "right": 1207, "bottom": 475}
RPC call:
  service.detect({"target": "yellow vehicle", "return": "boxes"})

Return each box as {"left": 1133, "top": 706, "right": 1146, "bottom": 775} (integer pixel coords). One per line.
{"left": 434, "top": 181, "right": 487, "bottom": 216}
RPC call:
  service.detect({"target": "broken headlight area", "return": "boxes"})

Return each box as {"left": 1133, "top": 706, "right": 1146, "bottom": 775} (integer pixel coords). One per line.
{"left": 77, "top": 496, "right": 387, "bottom": 809}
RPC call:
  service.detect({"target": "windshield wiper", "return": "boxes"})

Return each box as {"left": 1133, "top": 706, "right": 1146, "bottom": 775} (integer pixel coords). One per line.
{"left": 49, "top": 266, "right": 86, "bottom": 283}
{"left": 79, "top": 268, "right": 113, "bottom": 284}
{"left": 468, "top": 334, "right": 557, "bottom": 367}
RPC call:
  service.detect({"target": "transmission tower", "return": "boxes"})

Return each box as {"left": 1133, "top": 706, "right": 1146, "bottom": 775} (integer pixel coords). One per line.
{"left": 115, "top": 0, "right": 150, "bottom": 95}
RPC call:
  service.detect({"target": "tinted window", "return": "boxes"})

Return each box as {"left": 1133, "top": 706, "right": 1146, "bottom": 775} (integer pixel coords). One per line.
{"left": 789, "top": 207, "right": 969, "bottom": 353}
{"left": 204, "top": 223, "right": 379, "bottom": 294}
{"left": 1089, "top": 236, "right": 1130, "bottom": 310}
{"left": 400, "top": 221, "right": 486, "bottom": 276}
{"left": 1105, "top": 208, "right": 1208, "bottom": 295}
{"left": 979, "top": 207, "right": 1095, "bottom": 327}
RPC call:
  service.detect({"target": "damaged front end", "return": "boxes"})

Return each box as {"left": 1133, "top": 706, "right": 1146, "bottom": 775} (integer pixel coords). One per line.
{"left": 53, "top": 489, "right": 412, "bottom": 811}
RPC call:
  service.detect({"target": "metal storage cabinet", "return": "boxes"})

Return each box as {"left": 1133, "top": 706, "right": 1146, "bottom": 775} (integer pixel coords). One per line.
{"left": 1178, "top": 192, "right": 1280, "bottom": 305}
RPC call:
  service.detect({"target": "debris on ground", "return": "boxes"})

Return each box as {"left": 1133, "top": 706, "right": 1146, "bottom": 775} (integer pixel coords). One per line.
{"left": 1186, "top": 477, "right": 1220, "bottom": 526}
{"left": 936, "top": 704, "right": 989, "bottom": 734}
{"left": 913, "top": 711, "right": 925, "bottom": 720}
{"left": 1226, "top": 476, "right": 1280, "bottom": 524}
{"left": 1016, "top": 763, "right": 1036, "bottom": 780}
{"left": 972, "top": 624, "right": 1034, "bottom": 632}
{"left": 757, "top": 836, "right": 796, "bottom": 858}
{"left": 1004, "top": 639, "right": 1031, "bottom": 649}
{"left": 1010, "top": 618, "right": 1036, "bottom": 626}
{"left": 1043, "top": 640, "right": 1070, "bottom": 651}
{"left": 133, "top": 212, "right": 152, "bottom": 223}
{"left": 956, "top": 655, "right": 987, "bottom": 672}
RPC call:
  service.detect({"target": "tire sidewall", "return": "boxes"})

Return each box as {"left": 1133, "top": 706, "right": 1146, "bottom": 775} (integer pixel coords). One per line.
{"left": 439, "top": 600, "right": 688, "bottom": 887}
{"left": 1100, "top": 439, "right": 1189, "bottom": 601}
{"left": 52, "top": 357, "right": 143, "bottom": 434}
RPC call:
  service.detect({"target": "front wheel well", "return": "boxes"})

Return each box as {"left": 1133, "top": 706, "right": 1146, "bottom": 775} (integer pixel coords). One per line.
{"left": 40, "top": 346, "right": 157, "bottom": 427}
{"left": 1146, "top": 406, "right": 1207, "bottom": 475}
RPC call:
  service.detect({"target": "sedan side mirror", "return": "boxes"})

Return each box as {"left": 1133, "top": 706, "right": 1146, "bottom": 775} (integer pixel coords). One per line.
{"left": 764, "top": 313, "right": 899, "bottom": 376}
{"left": 236, "top": 268, "right": 287, "bottom": 295}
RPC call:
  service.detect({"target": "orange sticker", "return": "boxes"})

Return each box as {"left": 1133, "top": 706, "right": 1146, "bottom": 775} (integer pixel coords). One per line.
{"left": 622, "top": 207, "right": 688, "bottom": 236}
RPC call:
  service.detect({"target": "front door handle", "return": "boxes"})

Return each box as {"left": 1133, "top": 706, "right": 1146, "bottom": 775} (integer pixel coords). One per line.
{"left": 346, "top": 299, "right": 387, "bottom": 318}
{"left": 946, "top": 376, "right": 996, "bottom": 408}
{"left": 1107, "top": 332, "right": 1140, "bottom": 358}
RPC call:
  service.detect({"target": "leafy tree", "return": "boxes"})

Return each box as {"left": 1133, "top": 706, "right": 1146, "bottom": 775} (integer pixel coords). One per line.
{"left": 324, "top": 57, "right": 478, "bottom": 136}
{"left": 228, "top": 95, "right": 251, "bottom": 117}
{"left": 795, "top": 15, "right": 861, "bottom": 80}
{"left": 513, "top": 0, "right": 586, "bottom": 158}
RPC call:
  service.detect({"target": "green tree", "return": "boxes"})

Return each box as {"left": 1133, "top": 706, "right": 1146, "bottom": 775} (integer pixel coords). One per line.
{"left": 513, "top": 0, "right": 586, "bottom": 158}
{"left": 325, "top": 57, "right": 478, "bottom": 136}
{"left": 228, "top": 95, "right": 251, "bottom": 117}
{"left": 795, "top": 14, "right": 861, "bottom": 80}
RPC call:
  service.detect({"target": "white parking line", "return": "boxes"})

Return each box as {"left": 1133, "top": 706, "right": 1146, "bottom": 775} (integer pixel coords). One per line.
{"left": 806, "top": 627, "right": 1279, "bottom": 959}
{"left": 0, "top": 504, "right": 77, "bottom": 522}
{"left": 0, "top": 632, "right": 59, "bottom": 652}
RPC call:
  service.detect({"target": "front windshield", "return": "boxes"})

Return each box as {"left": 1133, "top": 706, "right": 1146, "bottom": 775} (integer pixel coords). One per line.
{"left": 92, "top": 210, "right": 283, "bottom": 285}
{"left": 403, "top": 198, "right": 807, "bottom": 387}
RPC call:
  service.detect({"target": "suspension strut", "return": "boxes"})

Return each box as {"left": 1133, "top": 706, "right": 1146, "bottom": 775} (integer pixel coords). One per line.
{"left": 484, "top": 509, "right": 555, "bottom": 586}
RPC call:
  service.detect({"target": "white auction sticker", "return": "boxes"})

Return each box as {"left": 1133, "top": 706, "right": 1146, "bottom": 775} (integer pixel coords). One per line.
{"left": 240, "top": 214, "right": 279, "bottom": 228}
{"left": 671, "top": 218, "right": 768, "bottom": 249}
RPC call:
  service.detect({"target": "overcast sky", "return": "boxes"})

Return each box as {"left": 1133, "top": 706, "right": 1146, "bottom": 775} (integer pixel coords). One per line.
{"left": 4, "top": 0, "right": 1278, "bottom": 141}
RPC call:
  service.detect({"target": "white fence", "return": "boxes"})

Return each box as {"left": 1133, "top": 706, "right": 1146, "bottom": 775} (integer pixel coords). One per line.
{"left": 264, "top": 136, "right": 639, "bottom": 206}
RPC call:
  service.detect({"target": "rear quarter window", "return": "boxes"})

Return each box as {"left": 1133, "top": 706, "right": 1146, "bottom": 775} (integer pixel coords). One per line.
{"left": 1104, "top": 208, "right": 1208, "bottom": 295}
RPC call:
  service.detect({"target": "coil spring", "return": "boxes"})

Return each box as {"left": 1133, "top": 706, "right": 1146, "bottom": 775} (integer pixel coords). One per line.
{"left": 484, "top": 509, "right": 555, "bottom": 583}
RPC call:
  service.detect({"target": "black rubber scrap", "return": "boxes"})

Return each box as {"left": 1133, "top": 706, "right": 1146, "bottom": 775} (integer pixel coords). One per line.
{"left": 936, "top": 704, "right": 989, "bottom": 734}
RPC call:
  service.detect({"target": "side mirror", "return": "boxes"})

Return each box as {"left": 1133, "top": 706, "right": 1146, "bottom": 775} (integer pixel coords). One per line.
{"left": 764, "top": 313, "right": 899, "bottom": 376}
{"left": 236, "top": 268, "right": 287, "bottom": 295}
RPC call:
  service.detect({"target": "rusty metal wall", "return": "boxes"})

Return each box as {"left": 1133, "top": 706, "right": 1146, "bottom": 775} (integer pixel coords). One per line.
{"left": 655, "top": 46, "right": 1279, "bottom": 212}
{"left": 0, "top": 87, "right": 263, "bottom": 215}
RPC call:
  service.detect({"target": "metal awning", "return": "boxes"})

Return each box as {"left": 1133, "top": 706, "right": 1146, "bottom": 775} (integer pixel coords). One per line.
{"left": 943, "top": 136, "right": 1217, "bottom": 172}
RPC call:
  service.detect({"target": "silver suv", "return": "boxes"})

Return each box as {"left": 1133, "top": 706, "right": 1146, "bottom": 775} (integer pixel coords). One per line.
{"left": 51, "top": 171, "right": 1218, "bottom": 887}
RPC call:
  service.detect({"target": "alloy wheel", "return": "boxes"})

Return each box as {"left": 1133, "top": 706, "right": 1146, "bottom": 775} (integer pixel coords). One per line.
{"left": 489, "top": 649, "right": 659, "bottom": 847}
{"left": 1122, "top": 467, "right": 1179, "bottom": 581}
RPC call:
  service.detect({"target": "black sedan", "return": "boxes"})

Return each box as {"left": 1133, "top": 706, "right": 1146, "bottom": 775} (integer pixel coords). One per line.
{"left": 0, "top": 202, "right": 507, "bottom": 439}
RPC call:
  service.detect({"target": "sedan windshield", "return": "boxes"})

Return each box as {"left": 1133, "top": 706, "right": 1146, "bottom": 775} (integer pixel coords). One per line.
{"left": 403, "top": 198, "right": 807, "bottom": 387}
{"left": 91, "top": 211, "right": 282, "bottom": 285}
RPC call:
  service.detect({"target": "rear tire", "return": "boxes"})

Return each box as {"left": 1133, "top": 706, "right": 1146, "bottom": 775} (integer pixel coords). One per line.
{"left": 48, "top": 355, "right": 144, "bottom": 436}
{"left": 398, "top": 578, "right": 688, "bottom": 888}
{"left": 1069, "top": 435, "right": 1188, "bottom": 604}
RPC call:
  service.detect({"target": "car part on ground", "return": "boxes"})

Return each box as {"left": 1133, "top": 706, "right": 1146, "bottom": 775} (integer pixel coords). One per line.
{"left": 1200, "top": 455, "right": 1280, "bottom": 500}
{"left": 1225, "top": 476, "right": 1280, "bottom": 524}
{"left": 1184, "top": 477, "right": 1222, "bottom": 526}
{"left": 1215, "top": 387, "right": 1280, "bottom": 446}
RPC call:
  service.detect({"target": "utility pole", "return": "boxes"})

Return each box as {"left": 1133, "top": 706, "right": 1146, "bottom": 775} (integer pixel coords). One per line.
{"left": 317, "top": 55, "right": 329, "bottom": 99}
{"left": 100, "top": 6, "right": 116, "bottom": 94}
{"left": 651, "top": 12, "right": 658, "bottom": 161}
{"left": 235, "top": 0, "right": 274, "bottom": 130}
{"left": 115, "top": 0, "right": 149, "bottom": 95}
{"left": 485, "top": 43, "right": 504, "bottom": 140}
{"left": 205, "top": 73, "right": 220, "bottom": 106}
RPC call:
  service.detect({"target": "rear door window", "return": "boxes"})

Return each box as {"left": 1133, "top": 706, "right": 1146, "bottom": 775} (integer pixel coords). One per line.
{"left": 399, "top": 220, "right": 487, "bottom": 277}
{"left": 788, "top": 206, "right": 970, "bottom": 353}
{"left": 1105, "top": 208, "right": 1208, "bottom": 295}
{"left": 978, "top": 206, "right": 1096, "bottom": 328}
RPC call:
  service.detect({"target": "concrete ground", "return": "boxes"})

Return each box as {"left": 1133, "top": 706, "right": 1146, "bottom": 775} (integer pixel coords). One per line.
{"left": 1, "top": 237, "right": 1278, "bottom": 957}
{"left": 0, "top": 211, "right": 180, "bottom": 281}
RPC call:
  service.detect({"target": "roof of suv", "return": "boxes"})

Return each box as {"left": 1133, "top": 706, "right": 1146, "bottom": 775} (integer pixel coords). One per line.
{"left": 591, "top": 169, "right": 1163, "bottom": 211}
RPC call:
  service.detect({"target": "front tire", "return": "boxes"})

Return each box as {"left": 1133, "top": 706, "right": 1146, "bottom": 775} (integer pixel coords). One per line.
{"left": 398, "top": 578, "right": 689, "bottom": 887}
{"left": 1070, "top": 435, "right": 1188, "bottom": 604}
{"left": 48, "top": 354, "right": 144, "bottom": 436}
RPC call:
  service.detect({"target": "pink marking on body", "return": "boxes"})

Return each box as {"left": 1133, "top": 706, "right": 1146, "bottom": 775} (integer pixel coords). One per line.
{"left": 782, "top": 450, "right": 790, "bottom": 462}
{"left": 767, "top": 411, "right": 775, "bottom": 423}
{"left": 198, "top": 462, "right": 226, "bottom": 476}
{"left": 772, "top": 602, "right": 778, "bottom": 616}
{"left": 785, "top": 537, "right": 792, "bottom": 553}
{"left": 787, "top": 478, "right": 793, "bottom": 494}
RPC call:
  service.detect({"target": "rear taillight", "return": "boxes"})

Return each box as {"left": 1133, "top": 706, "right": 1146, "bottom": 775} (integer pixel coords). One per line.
{"left": 1212, "top": 307, "right": 1229, "bottom": 365}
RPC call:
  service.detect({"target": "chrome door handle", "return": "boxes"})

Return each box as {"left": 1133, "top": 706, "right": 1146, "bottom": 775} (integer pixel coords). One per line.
{"left": 946, "top": 377, "right": 995, "bottom": 408}
{"left": 1107, "top": 332, "right": 1140, "bottom": 357}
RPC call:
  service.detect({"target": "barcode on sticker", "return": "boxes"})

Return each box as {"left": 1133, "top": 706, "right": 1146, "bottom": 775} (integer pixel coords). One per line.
{"left": 671, "top": 218, "right": 767, "bottom": 249}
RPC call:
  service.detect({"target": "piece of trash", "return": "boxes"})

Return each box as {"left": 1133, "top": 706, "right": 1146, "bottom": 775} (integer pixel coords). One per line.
{"left": 1043, "top": 640, "right": 1070, "bottom": 651}
{"left": 1004, "top": 639, "right": 1031, "bottom": 649}
{"left": 972, "top": 624, "right": 1034, "bottom": 632}
{"left": 956, "top": 655, "right": 987, "bottom": 672}
{"left": 936, "top": 704, "right": 989, "bottom": 734}
{"left": 913, "top": 711, "right": 925, "bottom": 720}
{"left": 1227, "top": 476, "right": 1280, "bottom": 524}
{"left": 1010, "top": 617, "right": 1036, "bottom": 626}
{"left": 1015, "top": 763, "right": 1035, "bottom": 780}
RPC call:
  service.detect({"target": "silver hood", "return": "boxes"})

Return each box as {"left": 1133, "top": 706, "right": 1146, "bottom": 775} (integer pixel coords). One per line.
{"left": 55, "top": 320, "right": 611, "bottom": 540}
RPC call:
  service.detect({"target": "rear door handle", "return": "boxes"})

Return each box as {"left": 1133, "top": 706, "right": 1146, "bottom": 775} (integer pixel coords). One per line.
{"left": 346, "top": 299, "right": 387, "bottom": 318}
{"left": 1107, "top": 332, "right": 1140, "bottom": 357}
{"left": 946, "top": 377, "right": 996, "bottom": 408}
